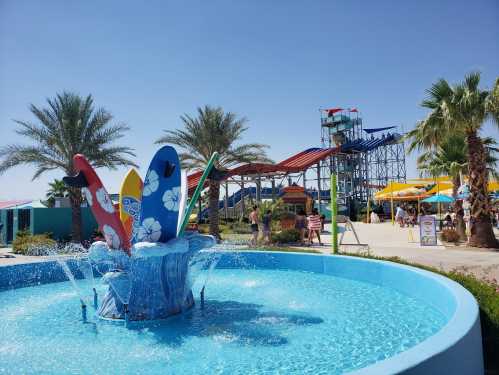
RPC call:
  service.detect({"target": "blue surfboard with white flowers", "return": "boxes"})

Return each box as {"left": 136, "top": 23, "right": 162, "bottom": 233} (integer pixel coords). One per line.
{"left": 136, "top": 146, "right": 181, "bottom": 243}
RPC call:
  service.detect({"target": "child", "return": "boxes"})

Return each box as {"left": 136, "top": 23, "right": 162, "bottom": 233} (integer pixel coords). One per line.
{"left": 307, "top": 208, "right": 322, "bottom": 245}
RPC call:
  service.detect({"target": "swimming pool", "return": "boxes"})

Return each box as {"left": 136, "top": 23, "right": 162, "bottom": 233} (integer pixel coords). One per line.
{"left": 0, "top": 251, "right": 483, "bottom": 374}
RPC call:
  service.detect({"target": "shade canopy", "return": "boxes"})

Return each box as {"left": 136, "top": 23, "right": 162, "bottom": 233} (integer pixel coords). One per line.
{"left": 426, "top": 182, "right": 453, "bottom": 195}
{"left": 422, "top": 194, "right": 455, "bottom": 203}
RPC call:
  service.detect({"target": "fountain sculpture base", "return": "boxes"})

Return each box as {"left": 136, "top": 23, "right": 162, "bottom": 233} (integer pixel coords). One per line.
{"left": 89, "top": 234, "right": 215, "bottom": 321}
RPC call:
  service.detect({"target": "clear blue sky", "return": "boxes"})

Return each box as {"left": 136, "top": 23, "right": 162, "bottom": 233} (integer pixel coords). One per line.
{"left": 1, "top": 0, "right": 498, "bottom": 199}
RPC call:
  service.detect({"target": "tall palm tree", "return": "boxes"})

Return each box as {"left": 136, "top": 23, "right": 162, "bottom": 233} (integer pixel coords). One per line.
{"left": 0, "top": 92, "right": 137, "bottom": 242}
{"left": 45, "top": 178, "right": 69, "bottom": 208}
{"left": 407, "top": 73, "right": 499, "bottom": 248}
{"left": 156, "top": 105, "right": 271, "bottom": 238}
{"left": 416, "top": 134, "right": 498, "bottom": 241}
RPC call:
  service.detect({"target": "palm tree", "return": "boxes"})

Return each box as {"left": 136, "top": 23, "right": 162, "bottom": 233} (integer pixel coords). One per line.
{"left": 0, "top": 92, "right": 137, "bottom": 242}
{"left": 407, "top": 73, "right": 499, "bottom": 248}
{"left": 416, "top": 134, "right": 498, "bottom": 241}
{"left": 156, "top": 105, "right": 272, "bottom": 238}
{"left": 45, "top": 178, "right": 69, "bottom": 207}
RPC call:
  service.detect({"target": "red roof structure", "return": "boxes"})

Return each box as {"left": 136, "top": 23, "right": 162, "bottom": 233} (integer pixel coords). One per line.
{"left": 228, "top": 163, "right": 277, "bottom": 177}
{"left": 187, "top": 170, "right": 204, "bottom": 195}
{"left": 186, "top": 147, "right": 339, "bottom": 196}
{"left": 276, "top": 147, "right": 338, "bottom": 173}
{"left": 0, "top": 200, "right": 32, "bottom": 209}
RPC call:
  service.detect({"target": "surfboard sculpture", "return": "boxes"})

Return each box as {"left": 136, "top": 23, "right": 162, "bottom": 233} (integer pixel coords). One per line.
{"left": 119, "top": 168, "right": 143, "bottom": 243}
{"left": 137, "top": 146, "right": 181, "bottom": 243}
{"left": 63, "top": 154, "right": 131, "bottom": 255}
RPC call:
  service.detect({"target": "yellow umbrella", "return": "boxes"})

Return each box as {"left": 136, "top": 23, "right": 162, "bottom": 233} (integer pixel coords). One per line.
{"left": 427, "top": 182, "right": 453, "bottom": 195}
{"left": 375, "top": 182, "right": 424, "bottom": 200}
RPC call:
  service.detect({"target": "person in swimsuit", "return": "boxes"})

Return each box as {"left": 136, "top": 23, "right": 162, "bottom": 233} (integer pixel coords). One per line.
{"left": 249, "top": 205, "right": 259, "bottom": 246}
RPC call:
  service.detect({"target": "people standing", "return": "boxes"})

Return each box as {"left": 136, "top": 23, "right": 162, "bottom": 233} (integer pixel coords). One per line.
{"left": 444, "top": 209, "right": 454, "bottom": 229}
{"left": 370, "top": 210, "right": 380, "bottom": 223}
{"left": 262, "top": 209, "right": 272, "bottom": 244}
{"left": 463, "top": 200, "right": 471, "bottom": 235}
{"left": 249, "top": 205, "right": 259, "bottom": 246}
{"left": 307, "top": 208, "right": 322, "bottom": 245}
{"left": 295, "top": 209, "right": 307, "bottom": 243}
{"left": 395, "top": 204, "right": 406, "bottom": 227}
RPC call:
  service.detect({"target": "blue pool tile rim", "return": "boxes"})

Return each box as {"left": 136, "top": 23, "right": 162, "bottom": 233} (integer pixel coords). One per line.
{"left": 0, "top": 250, "right": 483, "bottom": 374}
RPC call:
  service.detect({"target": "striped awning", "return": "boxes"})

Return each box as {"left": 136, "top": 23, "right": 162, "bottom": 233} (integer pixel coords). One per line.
{"left": 276, "top": 148, "right": 338, "bottom": 173}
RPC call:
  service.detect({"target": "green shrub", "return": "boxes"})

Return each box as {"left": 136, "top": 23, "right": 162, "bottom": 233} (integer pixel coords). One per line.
{"left": 228, "top": 222, "right": 252, "bottom": 234}
{"left": 15, "top": 229, "right": 31, "bottom": 238}
{"left": 12, "top": 233, "right": 56, "bottom": 256}
{"left": 446, "top": 271, "right": 499, "bottom": 372}
{"left": 440, "top": 228, "right": 460, "bottom": 243}
{"left": 198, "top": 223, "right": 234, "bottom": 234}
{"left": 272, "top": 229, "right": 301, "bottom": 244}
{"left": 257, "top": 199, "right": 287, "bottom": 221}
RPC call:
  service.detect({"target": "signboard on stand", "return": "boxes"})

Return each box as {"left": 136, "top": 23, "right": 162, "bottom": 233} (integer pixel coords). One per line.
{"left": 420, "top": 215, "right": 437, "bottom": 246}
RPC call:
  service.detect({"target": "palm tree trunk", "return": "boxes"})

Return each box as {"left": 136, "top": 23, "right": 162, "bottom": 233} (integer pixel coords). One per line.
{"left": 208, "top": 180, "right": 221, "bottom": 239}
{"left": 452, "top": 174, "right": 460, "bottom": 198}
{"left": 466, "top": 132, "right": 498, "bottom": 248}
{"left": 69, "top": 187, "right": 83, "bottom": 243}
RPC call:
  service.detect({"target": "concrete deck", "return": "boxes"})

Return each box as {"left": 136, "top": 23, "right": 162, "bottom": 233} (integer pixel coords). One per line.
{"left": 0, "top": 247, "right": 55, "bottom": 266}
{"left": 312, "top": 222, "right": 499, "bottom": 280}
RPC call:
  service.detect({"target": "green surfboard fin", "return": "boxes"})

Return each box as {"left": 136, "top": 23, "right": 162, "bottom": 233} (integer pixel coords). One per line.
{"left": 179, "top": 152, "right": 220, "bottom": 236}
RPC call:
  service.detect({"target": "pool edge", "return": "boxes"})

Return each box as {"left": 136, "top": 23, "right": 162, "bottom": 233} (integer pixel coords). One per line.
{"left": 0, "top": 250, "right": 484, "bottom": 374}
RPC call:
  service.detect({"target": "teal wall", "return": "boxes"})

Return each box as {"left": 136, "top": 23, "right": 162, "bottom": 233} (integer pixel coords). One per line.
{"left": 0, "top": 207, "right": 98, "bottom": 243}
{"left": 32, "top": 207, "right": 97, "bottom": 240}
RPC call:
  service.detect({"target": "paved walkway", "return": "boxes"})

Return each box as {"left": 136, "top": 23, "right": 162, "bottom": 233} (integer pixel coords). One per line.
{"left": 0, "top": 247, "right": 54, "bottom": 266}
{"left": 311, "top": 222, "right": 499, "bottom": 280}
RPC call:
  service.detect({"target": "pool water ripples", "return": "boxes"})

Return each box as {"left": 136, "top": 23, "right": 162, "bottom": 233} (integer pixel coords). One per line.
{"left": 0, "top": 268, "right": 446, "bottom": 374}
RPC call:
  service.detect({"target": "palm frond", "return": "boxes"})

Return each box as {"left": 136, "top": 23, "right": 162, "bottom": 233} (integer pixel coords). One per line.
{"left": 0, "top": 92, "right": 136, "bottom": 179}
{"left": 157, "top": 105, "right": 270, "bottom": 171}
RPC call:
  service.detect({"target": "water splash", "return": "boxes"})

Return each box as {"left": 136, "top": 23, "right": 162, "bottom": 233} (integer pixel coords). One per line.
{"left": 45, "top": 244, "right": 88, "bottom": 307}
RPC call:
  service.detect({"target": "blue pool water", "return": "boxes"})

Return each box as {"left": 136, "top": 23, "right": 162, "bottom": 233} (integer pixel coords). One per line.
{"left": 0, "top": 268, "right": 447, "bottom": 374}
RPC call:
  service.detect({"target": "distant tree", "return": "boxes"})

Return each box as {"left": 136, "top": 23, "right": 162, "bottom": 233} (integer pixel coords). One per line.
{"left": 407, "top": 73, "right": 499, "bottom": 248}
{"left": 0, "top": 92, "right": 137, "bottom": 242}
{"left": 45, "top": 178, "right": 69, "bottom": 208}
{"left": 156, "top": 105, "right": 272, "bottom": 238}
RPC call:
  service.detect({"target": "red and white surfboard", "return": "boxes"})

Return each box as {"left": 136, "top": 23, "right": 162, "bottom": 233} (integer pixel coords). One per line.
{"left": 69, "top": 154, "right": 131, "bottom": 255}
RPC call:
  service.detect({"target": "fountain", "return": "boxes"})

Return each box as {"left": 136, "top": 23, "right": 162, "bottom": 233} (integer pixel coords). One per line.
{"left": 55, "top": 148, "right": 221, "bottom": 322}
{"left": 0, "top": 149, "right": 482, "bottom": 373}
{"left": 88, "top": 234, "right": 215, "bottom": 321}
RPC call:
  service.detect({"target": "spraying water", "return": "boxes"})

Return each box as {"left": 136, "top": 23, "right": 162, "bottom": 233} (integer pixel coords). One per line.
{"left": 45, "top": 244, "right": 89, "bottom": 308}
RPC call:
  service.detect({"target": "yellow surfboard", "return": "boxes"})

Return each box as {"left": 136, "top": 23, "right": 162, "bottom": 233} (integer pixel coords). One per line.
{"left": 119, "top": 168, "right": 143, "bottom": 242}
